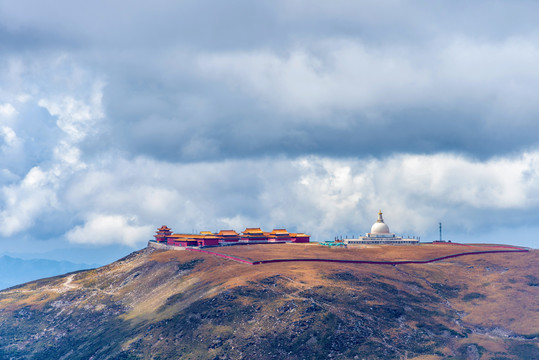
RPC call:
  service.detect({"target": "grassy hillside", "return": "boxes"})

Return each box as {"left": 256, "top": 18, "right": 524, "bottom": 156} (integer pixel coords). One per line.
{"left": 0, "top": 244, "right": 537, "bottom": 359}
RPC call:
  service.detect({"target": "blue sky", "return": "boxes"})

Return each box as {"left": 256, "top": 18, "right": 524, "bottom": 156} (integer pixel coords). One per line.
{"left": 1, "top": 0, "right": 538, "bottom": 263}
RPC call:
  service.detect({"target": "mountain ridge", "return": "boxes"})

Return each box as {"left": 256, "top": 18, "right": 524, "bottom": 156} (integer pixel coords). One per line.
{"left": 0, "top": 255, "right": 97, "bottom": 290}
{"left": 0, "top": 243, "right": 537, "bottom": 359}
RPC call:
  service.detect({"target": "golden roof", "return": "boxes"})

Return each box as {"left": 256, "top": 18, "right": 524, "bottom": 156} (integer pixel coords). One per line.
{"left": 242, "top": 228, "right": 264, "bottom": 234}
{"left": 170, "top": 234, "right": 203, "bottom": 239}
{"left": 217, "top": 230, "right": 239, "bottom": 236}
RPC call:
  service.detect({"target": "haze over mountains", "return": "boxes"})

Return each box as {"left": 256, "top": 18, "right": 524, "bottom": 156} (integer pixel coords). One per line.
{"left": 0, "top": 255, "right": 96, "bottom": 290}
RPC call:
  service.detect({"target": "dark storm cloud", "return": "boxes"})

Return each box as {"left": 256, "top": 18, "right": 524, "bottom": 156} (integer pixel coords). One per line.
{"left": 3, "top": 0, "right": 539, "bottom": 162}
{"left": 94, "top": 40, "right": 539, "bottom": 162}
{"left": 0, "top": 0, "right": 280, "bottom": 50}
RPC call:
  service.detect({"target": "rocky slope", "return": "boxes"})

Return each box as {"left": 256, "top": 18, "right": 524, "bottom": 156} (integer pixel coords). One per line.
{"left": 0, "top": 244, "right": 537, "bottom": 359}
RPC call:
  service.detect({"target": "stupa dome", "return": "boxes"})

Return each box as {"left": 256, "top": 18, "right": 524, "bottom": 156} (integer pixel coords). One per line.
{"left": 370, "top": 210, "right": 390, "bottom": 234}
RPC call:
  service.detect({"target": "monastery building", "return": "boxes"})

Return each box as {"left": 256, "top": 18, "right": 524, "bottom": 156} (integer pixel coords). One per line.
{"left": 152, "top": 226, "right": 310, "bottom": 248}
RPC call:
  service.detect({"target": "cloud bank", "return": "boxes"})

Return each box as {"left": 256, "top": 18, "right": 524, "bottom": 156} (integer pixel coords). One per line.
{"left": 1, "top": 1, "right": 539, "bottom": 251}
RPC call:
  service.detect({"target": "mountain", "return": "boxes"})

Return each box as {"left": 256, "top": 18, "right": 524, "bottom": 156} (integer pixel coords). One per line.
{"left": 0, "top": 255, "right": 97, "bottom": 290}
{"left": 0, "top": 243, "right": 537, "bottom": 359}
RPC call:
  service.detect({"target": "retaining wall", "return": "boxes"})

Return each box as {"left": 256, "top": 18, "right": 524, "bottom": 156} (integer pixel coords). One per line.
{"left": 185, "top": 247, "right": 529, "bottom": 266}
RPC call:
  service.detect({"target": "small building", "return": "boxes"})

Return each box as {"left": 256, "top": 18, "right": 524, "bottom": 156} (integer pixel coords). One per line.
{"left": 197, "top": 235, "right": 220, "bottom": 247}
{"left": 291, "top": 233, "right": 311, "bottom": 243}
{"left": 269, "top": 229, "right": 291, "bottom": 242}
{"left": 154, "top": 225, "right": 172, "bottom": 243}
{"left": 240, "top": 228, "right": 268, "bottom": 242}
{"left": 345, "top": 211, "right": 419, "bottom": 246}
{"left": 216, "top": 230, "right": 240, "bottom": 243}
{"left": 168, "top": 234, "right": 198, "bottom": 247}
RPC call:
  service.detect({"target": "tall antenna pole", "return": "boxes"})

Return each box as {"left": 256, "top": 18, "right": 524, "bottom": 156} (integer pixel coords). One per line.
{"left": 439, "top": 222, "right": 442, "bottom": 241}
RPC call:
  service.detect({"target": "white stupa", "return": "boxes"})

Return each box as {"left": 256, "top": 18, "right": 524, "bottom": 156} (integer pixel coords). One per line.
{"left": 345, "top": 210, "right": 419, "bottom": 245}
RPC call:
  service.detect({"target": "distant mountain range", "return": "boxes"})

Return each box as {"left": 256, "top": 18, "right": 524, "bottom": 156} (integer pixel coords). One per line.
{"left": 0, "top": 255, "right": 97, "bottom": 290}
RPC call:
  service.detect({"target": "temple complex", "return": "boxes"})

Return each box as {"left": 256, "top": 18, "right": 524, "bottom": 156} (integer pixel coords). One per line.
{"left": 153, "top": 212, "right": 415, "bottom": 250}
{"left": 152, "top": 226, "right": 310, "bottom": 248}
{"left": 344, "top": 211, "right": 419, "bottom": 246}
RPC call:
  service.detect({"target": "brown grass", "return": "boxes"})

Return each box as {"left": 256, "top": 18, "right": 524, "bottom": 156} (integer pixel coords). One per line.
{"left": 147, "top": 246, "right": 538, "bottom": 333}
{"left": 199, "top": 243, "right": 524, "bottom": 262}
{"left": 1, "top": 243, "right": 536, "bottom": 355}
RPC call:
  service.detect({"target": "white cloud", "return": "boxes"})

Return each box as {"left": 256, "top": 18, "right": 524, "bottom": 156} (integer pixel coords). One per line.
{"left": 197, "top": 37, "right": 539, "bottom": 120}
{"left": 0, "top": 126, "right": 18, "bottom": 148}
{"left": 0, "top": 124, "right": 25, "bottom": 183}
{"left": 0, "top": 103, "right": 17, "bottom": 118}
{"left": 379, "top": 153, "right": 539, "bottom": 209}
{"left": 0, "top": 56, "right": 104, "bottom": 237}
{"left": 38, "top": 82, "right": 104, "bottom": 143}
{"left": 47, "top": 150, "right": 539, "bottom": 245}
{"left": 0, "top": 167, "right": 59, "bottom": 236}
{"left": 293, "top": 153, "right": 539, "bottom": 234}
{"left": 66, "top": 214, "right": 153, "bottom": 246}
{"left": 198, "top": 43, "right": 427, "bottom": 117}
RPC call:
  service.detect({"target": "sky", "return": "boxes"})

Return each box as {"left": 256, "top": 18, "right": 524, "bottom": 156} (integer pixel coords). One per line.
{"left": 1, "top": 0, "right": 538, "bottom": 263}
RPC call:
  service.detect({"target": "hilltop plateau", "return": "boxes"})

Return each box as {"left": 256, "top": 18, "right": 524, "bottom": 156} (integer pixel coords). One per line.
{"left": 0, "top": 243, "right": 537, "bottom": 359}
